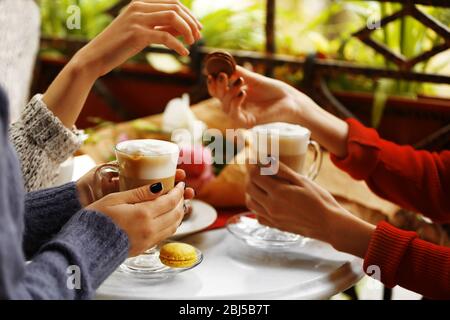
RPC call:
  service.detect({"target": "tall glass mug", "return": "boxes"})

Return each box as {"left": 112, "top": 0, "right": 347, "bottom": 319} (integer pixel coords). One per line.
{"left": 94, "top": 139, "right": 180, "bottom": 276}
{"left": 227, "top": 122, "right": 323, "bottom": 249}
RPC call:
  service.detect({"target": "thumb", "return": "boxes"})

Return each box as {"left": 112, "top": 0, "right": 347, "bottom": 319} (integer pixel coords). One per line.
{"left": 116, "top": 182, "right": 164, "bottom": 204}
{"left": 272, "top": 159, "right": 306, "bottom": 187}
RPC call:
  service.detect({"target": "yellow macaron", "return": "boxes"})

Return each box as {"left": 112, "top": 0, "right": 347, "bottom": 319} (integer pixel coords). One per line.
{"left": 159, "top": 242, "right": 198, "bottom": 268}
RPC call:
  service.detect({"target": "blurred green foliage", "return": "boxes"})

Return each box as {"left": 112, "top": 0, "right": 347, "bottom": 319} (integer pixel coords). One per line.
{"left": 39, "top": 0, "right": 120, "bottom": 39}
{"left": 38, "top": 0, "right": 449, "bottom": 126}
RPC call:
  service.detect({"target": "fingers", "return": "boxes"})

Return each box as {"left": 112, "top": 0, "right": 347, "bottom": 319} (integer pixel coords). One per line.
{"left": 138, "top": 182, "right": 185, "bottom": 216}
{"left": 248, "top": 164, "right": 275, "bottom": 193}
{"left": 272, "top": 161, "right": 306, "bottom": 186}
{"left": 154, "top": 26, "right": 181, "bottom": 37}
{"left": 139, "top": 27, "right": 189, "bottom": 56}
{"left": 153, "top": 198, "right": 185, "bottom": 232}
{"left": 249, "top": 160, "right": 305, "bottom": 193}
{"left": 154, "top": 4, "right": 201, "bottom": 40}
{"left": 215, "top": 73, "right": 230, "bottom": 99}
{"left": 174, "top": 169, "right": 194, "bottom": 199}
{"left": 246, "top": 194, "right": 268, "bottom": 216}
{"left": 113, "top": 181, "right": 164, "bottom": 204}
{"left": 222, "top": 77, "right": 246, "bottom": 113}
{"left": 100, "top": 175, "right": 120, "bottom": 197}
{"left": 175, "top": 169, "right": 186, "bottom": 181}
{"left": 139, "top": 0, "right": 203, "bottom": 30}
{"left": 246, "top": 181, "right": 267, "bottom": 205}
{"left": 229, "top": 91, "right": 250, "bottom": 126}
{"left": 130, "top": 1, "right": 201, "bottom": 44}
{"left": 184, "top": 187, "right": 195, "bottom": 200}
{"left": 257, "top": 215, "right": 277, "bottom": 229}
{"left": 135, "top": 11, "right": 195, "bottom": 45}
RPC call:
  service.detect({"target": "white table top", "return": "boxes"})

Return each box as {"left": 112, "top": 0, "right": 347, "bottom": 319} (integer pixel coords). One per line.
{"left": 68, "top": 155, "right": 363, "bottom": 299}
{"left": 96, "top": 229, "right": 363, "bottom": 300}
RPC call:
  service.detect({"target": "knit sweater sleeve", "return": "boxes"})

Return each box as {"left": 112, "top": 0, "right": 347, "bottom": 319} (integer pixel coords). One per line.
{"left": 6, "top": 210, "right": 129, "bottom": 300}
{"left": 9, "top": 94, "right": 83, "bottom": 192}
{"left": 23, "top": 182, "right": 84, "bottom": 259}
{"left": 331, "top": 118, "right": 450, "bottom": 222}
{"left": 364, "top": 221, "right": 450, "bottom": 299}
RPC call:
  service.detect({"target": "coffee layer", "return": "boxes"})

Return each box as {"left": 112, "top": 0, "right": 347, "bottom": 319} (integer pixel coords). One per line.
{"left": 119, "top": 176, "right": 175, "bottom": 193}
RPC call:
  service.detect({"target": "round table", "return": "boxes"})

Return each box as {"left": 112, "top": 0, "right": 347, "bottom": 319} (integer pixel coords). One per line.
{"left": 96, "top": 229, "right": 363, "bottom": 299}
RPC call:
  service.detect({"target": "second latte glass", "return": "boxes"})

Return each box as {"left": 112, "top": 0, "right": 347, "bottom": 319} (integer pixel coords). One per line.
{"left": 227, "top": 122, "right": 323, "bottom": 249}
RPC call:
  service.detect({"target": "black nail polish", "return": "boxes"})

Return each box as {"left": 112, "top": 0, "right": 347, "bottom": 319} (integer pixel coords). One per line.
{"left": 233, "top": 78, "right": 243, "bottom": 87}
{"left": 150, "top": 183, "right": 163, "bottom": 194}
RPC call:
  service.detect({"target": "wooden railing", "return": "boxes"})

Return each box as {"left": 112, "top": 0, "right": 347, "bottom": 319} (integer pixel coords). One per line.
{"left": 40, "top": 0, "right": 450, "bottom": 149}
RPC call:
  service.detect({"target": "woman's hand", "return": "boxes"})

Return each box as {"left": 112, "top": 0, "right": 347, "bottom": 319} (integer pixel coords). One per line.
{"left": 245, "top": 161, "right": 375, "bottom": 258}
{"left": 87, "top": 181, "right": 191, "bottom": 257}
{"left": 207, "top": 66, "right": 317, "bottom": 128}
{"left": 75, "top": 0, "right": 202, "bottom": 79}
{"left": 76, "top": 167, "right": 194, "bottom": 207}
{"left": 43, "top": 0, "right": 202, "bottom": 128}
{"left": 207, "top": 66, "right": 350, "bottom": 158}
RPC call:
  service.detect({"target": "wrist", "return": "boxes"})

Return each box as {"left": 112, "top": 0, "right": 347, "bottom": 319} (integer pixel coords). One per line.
{"left": 328, "top": 208, "right": 375, "bottom": 258}
{"left": 290, "top": 89, "right": 319, "bottom": 125}
{"left": 68, "top": 50, "right": 101, "bottom": 82}
{"left": 292, "top": 89, "right": 349, "bottom": 158}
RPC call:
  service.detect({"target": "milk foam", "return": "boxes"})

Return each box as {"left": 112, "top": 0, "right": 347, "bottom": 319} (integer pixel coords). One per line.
{"left": 252, "top": 122, "right": 310, "bottom": 138}
{"left": 116, "top": 139, "right": 179, "bottom": 156}
{"left": 116, "top": 140, "right": 179, "bottom": 179}
{"left": 251, "top": 122, "right": 311, "bottom": 155}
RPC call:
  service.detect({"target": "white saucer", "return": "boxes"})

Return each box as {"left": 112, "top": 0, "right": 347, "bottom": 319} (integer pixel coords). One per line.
{"left": 172, "top": 200, "right": 218, "bottom": 239}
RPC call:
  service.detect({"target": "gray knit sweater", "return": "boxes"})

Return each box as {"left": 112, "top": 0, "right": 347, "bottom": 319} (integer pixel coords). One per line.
{"left": 1, "top": 0, "right": 83, "bottom": 192}
{"left": 0, "top": 87, "right": 129, "bottom": 299}
{"left": 9, "top": 95, "right": 83, "bottom": 191}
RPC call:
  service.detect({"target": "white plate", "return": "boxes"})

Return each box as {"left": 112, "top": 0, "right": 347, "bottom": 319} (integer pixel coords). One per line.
{"left": 172, "top": 200, "right": 217, "bottom": 239}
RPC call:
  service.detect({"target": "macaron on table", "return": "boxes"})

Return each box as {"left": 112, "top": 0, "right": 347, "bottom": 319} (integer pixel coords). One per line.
{"left": 160, "top": 243, "right": 200, "bottom": 268}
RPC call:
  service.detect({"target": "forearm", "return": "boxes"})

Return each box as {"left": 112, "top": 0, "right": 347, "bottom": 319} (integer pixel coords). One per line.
{"left": 42, "top": 52, "right": 97, "bottom": 128}
{"left": 294, "top": 94, "right": 349, "bottom": 158}
{"left": 328, "top": 207, "right": 375, "bottom": 259}
{"left": 23, "top": 183, "right": 82, "bottom": 258}
{"left": 3, "top": 210, "right": 128, "bottom": 300}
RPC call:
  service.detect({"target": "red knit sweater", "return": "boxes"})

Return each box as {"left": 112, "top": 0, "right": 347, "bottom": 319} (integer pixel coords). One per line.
{"left": 331, "top": 119, "right": 450, "bottom": 299}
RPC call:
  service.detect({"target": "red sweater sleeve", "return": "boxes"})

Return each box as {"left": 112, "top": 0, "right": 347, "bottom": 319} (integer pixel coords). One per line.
{"left": 331, "top": 118, "right": 450, "bottom": 223}
{"left": 364, "top": 221, "right": 450, "bottom": 299}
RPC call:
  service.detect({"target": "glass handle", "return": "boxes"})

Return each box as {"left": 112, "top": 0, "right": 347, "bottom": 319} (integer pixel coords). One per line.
{"left": 93, "top": 162, "right": 120, "bottom": 201}
{"left": 306, "top": 140, "right": 322, "bottom": 181}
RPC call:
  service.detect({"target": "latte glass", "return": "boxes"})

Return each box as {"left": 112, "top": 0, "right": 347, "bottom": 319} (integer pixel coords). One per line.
{"left": 95, "top": 139, "right": 181, "bottom": 276}
{"left": 227, "top": 122, "right": 322, "bottom": 249}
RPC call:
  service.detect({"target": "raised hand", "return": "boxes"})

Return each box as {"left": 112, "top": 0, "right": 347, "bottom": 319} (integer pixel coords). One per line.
{"left": 207, "top": 66, "right": 318, "bottom": 128}
{"left": 76, "top": 0, "right": 203, "bottom": 78}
